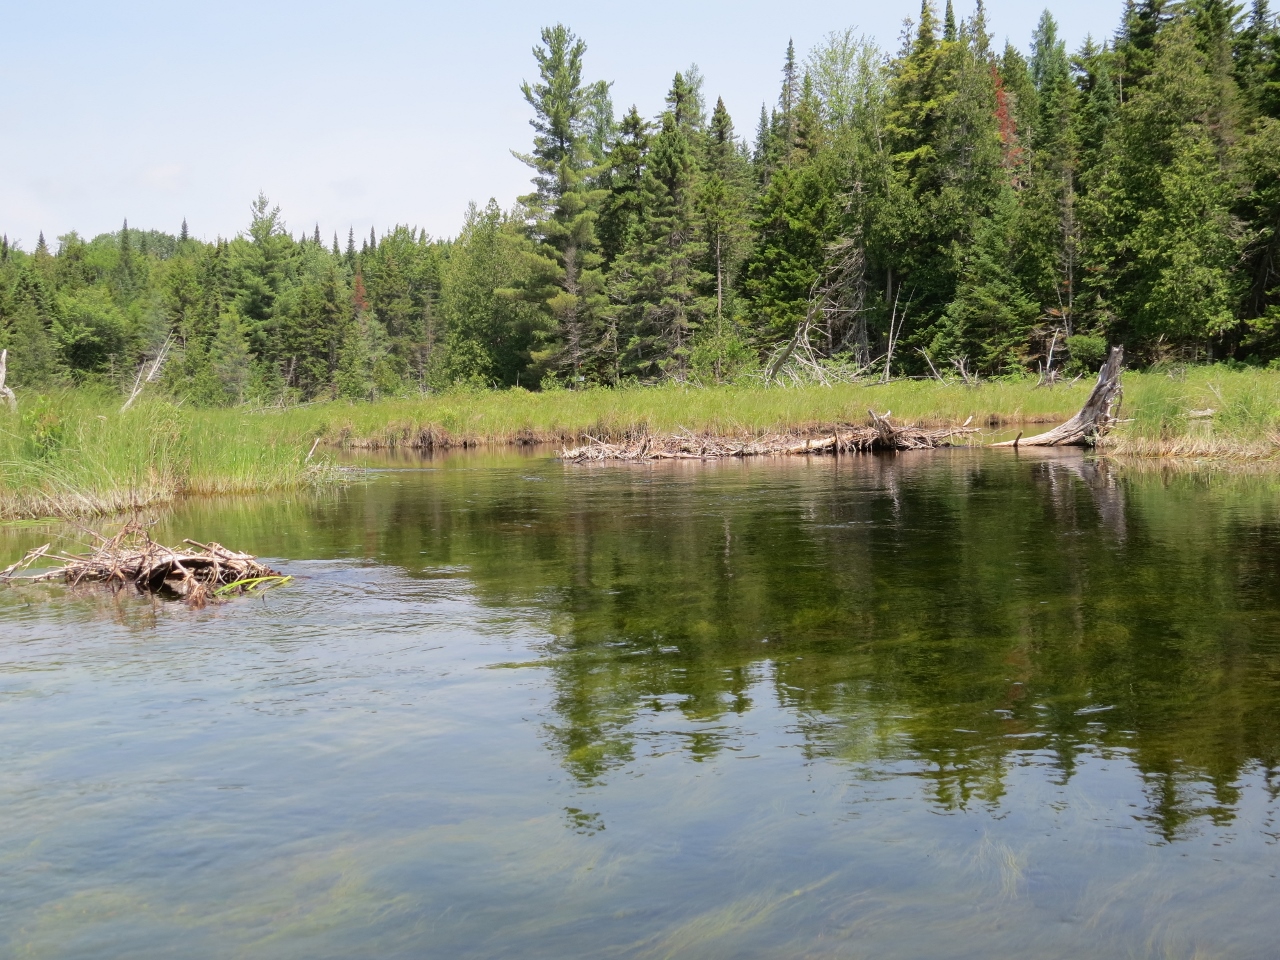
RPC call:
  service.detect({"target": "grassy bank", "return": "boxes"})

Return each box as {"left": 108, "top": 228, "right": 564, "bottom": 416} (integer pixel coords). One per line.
{"left": 2, "top": 369, "right": 1278, "bottom": 520}
{"left": 0, "top": 390, "right": 336, "bottom": 520}
{"left": 1102, "top": 366, "right": 1280, "bottom": 459}
{"left": 290, "top": 377, "right": 1093, "bottom": 447}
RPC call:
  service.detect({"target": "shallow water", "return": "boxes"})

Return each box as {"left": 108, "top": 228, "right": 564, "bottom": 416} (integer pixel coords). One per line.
{"left": 3, "top": 449, "right": 1280, "bottom": 959}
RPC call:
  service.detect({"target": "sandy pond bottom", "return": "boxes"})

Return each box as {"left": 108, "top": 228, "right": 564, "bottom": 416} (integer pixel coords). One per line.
{"left": 2, "top": 448, "right": 1279, "bottom": 959}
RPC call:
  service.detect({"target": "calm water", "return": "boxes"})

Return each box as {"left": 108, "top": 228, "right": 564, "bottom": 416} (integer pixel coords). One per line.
{"left": 3, "top": 450, "right": 1280, "bottom": 959}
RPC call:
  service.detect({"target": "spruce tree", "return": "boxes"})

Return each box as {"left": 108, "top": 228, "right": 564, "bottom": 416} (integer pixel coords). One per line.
{"left": 211, "top": 307, "right": 251, "bottom": 403}
{"left": 693, "top": 97, "right": 754, "bottom": 379}
{"left": 1082, "top": 19, "right": 1242, "bottom": 354}
{"left": 609, "top": 108, "right": 710, "bottom": 380}
{"left": 666, "top": 72, "right": 701, "bottom": 132}
{"left": 116, "top": 218, "right": 135, "bottom": 300}
{"left": 1021, "top": 12, "right": 1082, "bottom": 329}
{"left": 699, "top": 97, "right": 752, "bottom": 318}
{"left": 511, "top": 24, "right": 609, "bottom": 383}
{"left": 1236, "top": 116, "right": 1280, "bottom": 349}
{"left": 597, "top": 106, "right": 651, "bottom": 266}
{"left": 180, "top": 218, "right": 189, "bottom": 242}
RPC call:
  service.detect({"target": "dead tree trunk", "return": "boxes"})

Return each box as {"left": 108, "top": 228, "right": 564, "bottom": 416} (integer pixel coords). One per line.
{"left": 0, "top": 349, "right": 16, "bottom": 412}
{"left": 120, "top": 337, "right": 173, "bottom": 413}
{"left": 993, "top": 346, "right": 1124, "bottom": 448}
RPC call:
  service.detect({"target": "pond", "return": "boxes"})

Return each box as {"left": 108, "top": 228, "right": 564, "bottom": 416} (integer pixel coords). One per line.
{"left": 2, "top": 449, "right": 1279, "bottom": 959}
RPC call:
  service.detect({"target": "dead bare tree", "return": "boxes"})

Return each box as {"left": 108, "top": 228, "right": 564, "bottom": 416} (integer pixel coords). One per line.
{"left": 917, "top": 348, "right": 944, "bottom": 381}
{"left": 951, "top": 355, "right": 977, "bottom": 386}
{"left": 121, "top": 336, "right": 173, "bottom": 413}
{"left": 993, "top": 346, "right": 1125, "bottom": 448}
{"left": 764, "top": 234, "right": 872, "bottom": 386}
{"left": 819, "top": 234, "right": 870, "bottom": 364}
{"left": 1036, "top": 330, "right": 1061, "bottom": 387}
{"left": 0, "top": 349, "right": 16, "bottom": 412}
{"left": 882, "top": 285, "right": 909, "bottom": 383}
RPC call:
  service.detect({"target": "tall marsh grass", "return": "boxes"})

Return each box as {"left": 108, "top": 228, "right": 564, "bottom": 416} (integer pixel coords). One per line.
{"left": 289, "top": 378, "right": 1093, "bottom": 448}
{"left": 1, "top": 369, "right": 1277, "bottom": 520}
{"left": 0, "top": 390, "right": 333, "bottom": 520}
{"left": 1107, "top": 366, "right": 1280, "bottom": 459}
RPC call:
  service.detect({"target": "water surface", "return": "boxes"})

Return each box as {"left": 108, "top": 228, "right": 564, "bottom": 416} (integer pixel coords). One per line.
{"left": 3, "top": 450, "right": 1279, "bottom": 958}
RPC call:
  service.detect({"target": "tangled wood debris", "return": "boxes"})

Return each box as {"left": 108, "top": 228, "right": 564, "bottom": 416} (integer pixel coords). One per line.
{"left": 560, "top": 411, "right": 976, "bottom": 463}
{"left": 0, "top": 524, "right": 290, "bottom": 608}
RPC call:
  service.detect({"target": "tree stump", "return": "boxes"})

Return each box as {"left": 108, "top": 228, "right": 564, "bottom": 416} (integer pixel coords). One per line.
{"left": 993, "top": 346, "right": 1124, "bottom": 448}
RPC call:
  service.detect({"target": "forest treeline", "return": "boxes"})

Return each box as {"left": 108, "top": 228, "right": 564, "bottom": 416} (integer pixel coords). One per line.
{"left": 3, "top": 0, "right": 1280, "bottom": 403}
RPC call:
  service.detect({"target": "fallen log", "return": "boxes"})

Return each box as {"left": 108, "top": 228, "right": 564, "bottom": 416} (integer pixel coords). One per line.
{"left": 561, "top": 413, "right": 976, "bottom": 463}
{"left": 0, "top": 524, "right": 290, "bottom": 608}
{"left": 992, "top": 346, "right": 1124, "bottom": 448}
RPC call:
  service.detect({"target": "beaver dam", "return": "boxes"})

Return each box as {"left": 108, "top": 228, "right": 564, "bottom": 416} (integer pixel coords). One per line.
{"left": 561, "top": 412, "right": 977, "bottom": 462}
{"left": 0, "top": 525, "right": 289, "bottom": 608}
{"left": 561, "top": 348, "right": 1126, "bottom": 464}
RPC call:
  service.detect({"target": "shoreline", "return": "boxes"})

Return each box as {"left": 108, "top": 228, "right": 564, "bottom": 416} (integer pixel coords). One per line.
{"left": 2, "top": 371, "right": 1278, "bottom": 521}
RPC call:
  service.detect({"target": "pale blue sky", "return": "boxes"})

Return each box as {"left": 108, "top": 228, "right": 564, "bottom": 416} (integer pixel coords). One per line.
{"left": 1, "top": 0, "right": 1124, "bottom": 249}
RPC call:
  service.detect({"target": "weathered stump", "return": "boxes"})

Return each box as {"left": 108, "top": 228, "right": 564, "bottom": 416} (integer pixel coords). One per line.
{"left": 993, "top": 346, "right": 1124, "bottom": 448}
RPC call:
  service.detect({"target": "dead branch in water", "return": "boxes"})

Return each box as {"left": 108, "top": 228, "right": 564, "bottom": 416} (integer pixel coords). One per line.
{"left": 0, "top": 524, "right": 289, "bottom": 608}
{"left": 561, "top": 412, "right": 976, "bottom": 463}
{"left": 992, "top": 346, "right": 1125, "bottom": 448}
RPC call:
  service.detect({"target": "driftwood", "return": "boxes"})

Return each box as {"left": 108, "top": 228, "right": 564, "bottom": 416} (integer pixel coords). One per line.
{"left": 0, "top": 524, "right": 289, "bottom": 608}
{"left": 993, "top": 346, "right": 1125, "bottom": 448}
{"left": 0, "top": 349, "right": 16, "bottom": 411}
{"left": 561, "top": 412, "right": 976, "bottom": 463}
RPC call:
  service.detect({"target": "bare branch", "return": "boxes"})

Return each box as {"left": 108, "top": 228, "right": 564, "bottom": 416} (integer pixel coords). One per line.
{"left": 121, "top": 336, "right": 173, "bottom": 413}
{"left": 0, "top": 349, "right": 16, "bottom": 412}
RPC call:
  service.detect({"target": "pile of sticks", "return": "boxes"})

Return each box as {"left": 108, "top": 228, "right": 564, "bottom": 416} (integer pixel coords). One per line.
{"left": 0, "top": 525, "right": 290, "bottom": 608}
{"left": 561, "top": 411, "right": 975, "bottom": 463}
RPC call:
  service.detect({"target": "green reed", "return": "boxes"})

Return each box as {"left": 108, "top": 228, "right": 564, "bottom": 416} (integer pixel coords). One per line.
{"left": 1, "top": 369, "right": 1277, "bottom": 520}
{"left": 0, "top": 389, "right": 334, "bottom": 520}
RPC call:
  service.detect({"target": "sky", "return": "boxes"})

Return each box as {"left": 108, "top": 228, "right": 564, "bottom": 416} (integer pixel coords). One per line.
{"left": 1, "top": 0, "right": 1125, "bottom": 250}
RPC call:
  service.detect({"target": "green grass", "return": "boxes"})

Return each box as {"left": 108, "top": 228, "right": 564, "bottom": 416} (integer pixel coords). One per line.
{"left": 280, "top": 378, "right": 1093, "bottom": 448}
{"left": 1107, "top": 365, "right": 1280, "bottom": 459}
{"left": 0, "top": 389, "right": 336, "bottom": 521}
{"left": 2, "top": 369, "right": 1278, "bottom": 520}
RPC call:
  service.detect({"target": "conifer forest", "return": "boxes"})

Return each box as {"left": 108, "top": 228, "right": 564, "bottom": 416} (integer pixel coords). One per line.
{"left": 4, "top": 0, "right": 1280, "bottom": 402}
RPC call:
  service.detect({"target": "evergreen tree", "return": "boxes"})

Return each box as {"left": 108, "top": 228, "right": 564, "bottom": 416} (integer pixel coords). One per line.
{"left": 511, "top": 24, "right": 609, "bottom": 382}
{"left": 1236, "top": 116, "right": 1280, "bottom": 351}
{"left": 936, "top": 193, "right": 1039, "bottom": 371}
{"left": 439, "top": 201, "right": 537, "bottom": 386}
{"left": 211, "top": 307, "right": 251, "bottom": 403}
{"left": 1082, "top": 19, "right": 1242, "bottom": 354}
{"left": 597, "top": 106, "right": 651, "bottom": 266}
{"left": 692, "top": 97, "right": 755, "bottom": 379}
{"left": 233, "top": 192, "right": 291, "bottom": 359}
{"left": 609, "top": 106, "right": 710, "bottom": 380}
